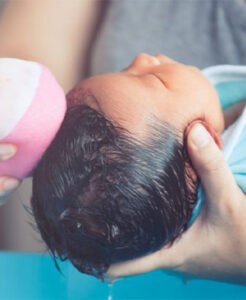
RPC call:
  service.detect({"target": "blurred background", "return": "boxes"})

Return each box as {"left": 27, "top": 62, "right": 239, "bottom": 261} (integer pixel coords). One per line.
{"left": 0, "top": 178, "right": 44, "bottom": 251}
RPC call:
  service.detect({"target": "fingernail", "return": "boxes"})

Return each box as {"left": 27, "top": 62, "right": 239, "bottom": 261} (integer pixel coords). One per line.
{"left": 190, "top": 124, "right": 211, "bottom": 148}
{"left": 0, "top": 145, "right": 16, "bottom": 161}
{"left": 3, "top": 178, "right": 19, "bottom": 192}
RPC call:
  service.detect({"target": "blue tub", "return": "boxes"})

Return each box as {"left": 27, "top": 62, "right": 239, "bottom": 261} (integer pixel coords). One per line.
{"left": 0, "top": 251, "right": 245, "bottom": 299}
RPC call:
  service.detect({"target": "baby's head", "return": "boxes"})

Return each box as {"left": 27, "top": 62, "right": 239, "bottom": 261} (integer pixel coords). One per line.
{"left": 31, "top": 54, "right": 224, "bottom": 279}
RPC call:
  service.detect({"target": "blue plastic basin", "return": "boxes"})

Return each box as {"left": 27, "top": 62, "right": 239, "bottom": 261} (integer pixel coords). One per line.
{"left": 0, "top": 251, "right": 245, "bottom": 299}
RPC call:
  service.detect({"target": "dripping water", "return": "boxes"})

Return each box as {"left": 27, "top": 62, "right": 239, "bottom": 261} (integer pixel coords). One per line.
{"left": 107, "top": 281, "right": 113, "bottom": 300}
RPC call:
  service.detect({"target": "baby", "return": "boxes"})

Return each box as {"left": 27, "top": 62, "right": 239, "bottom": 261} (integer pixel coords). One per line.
{"left": 30, "top": 54, "right": 227, "bottom": 279}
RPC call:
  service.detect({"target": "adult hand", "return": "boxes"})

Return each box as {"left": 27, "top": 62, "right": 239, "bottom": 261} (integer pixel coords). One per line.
{"left": 0, "top": 143, "right": 20, "bottom": 201}
{"left": 107, "top": 123, "right": 246, "bottom": 285}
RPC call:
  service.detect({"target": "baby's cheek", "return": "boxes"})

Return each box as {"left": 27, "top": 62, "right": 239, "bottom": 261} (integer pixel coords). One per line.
{"left": 204, "top": 91, "right": 225, "bottom": 134}
{"left": 191, "top": 78, "right": 224, "bottom": 134}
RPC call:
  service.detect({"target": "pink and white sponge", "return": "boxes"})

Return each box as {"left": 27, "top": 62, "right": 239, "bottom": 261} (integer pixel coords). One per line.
{"left": 0, "top": 58, "right": 66, "bottom": 179}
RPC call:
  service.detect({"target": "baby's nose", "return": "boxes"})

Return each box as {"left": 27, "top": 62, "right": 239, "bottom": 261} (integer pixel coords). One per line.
{"left": 124, "top": 53, "right": 160, "bottom": 74}
{"left": 152, "top": 54, "right": 176, "bottom": 64}
{"left": 133, "top": 53, "right": 161, "bottom": 66}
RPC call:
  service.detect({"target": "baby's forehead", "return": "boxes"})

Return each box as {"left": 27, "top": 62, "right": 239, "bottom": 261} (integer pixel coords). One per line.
{"left": 67, "top": 71, "right": 209, "bottom": 139}
{"left": 81, "top": 72, "right": 143, "bottom": 97}
{"left": 67, "top": 73, "right": 133, "bottom": 105}
{"left": 67, "top": 73, "right": 155, "bottom": 126}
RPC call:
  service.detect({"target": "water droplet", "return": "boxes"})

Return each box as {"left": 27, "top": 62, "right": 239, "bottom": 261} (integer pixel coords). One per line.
{"left": 111, "top": 225, "right": 119, "bottom": 237}
{"left": 108, "top": 282, "right": 114, "bottom": 300}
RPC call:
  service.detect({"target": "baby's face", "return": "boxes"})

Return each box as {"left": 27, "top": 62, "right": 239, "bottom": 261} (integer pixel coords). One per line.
{"left": 68, "top": 54, "right": 224, "bottom": 137}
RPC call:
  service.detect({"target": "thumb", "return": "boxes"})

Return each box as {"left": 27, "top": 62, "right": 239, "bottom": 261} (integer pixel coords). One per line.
{"left": 186, "top": 123, "right": 239, "bottom": 209}
{"left": 0, "top": 144, "right": 17, "bottom": 161}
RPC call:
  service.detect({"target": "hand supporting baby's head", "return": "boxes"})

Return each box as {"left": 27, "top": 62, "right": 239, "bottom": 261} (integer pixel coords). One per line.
{"left": 31, "top": 54, "right": 224, "bottom": 279}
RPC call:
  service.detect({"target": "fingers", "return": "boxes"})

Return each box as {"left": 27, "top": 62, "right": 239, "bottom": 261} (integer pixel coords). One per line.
{"left": 107, "top": 238, "right": 185, "bottom": 279}
{"left": 0, "top": 144, "right": 19, "bottom": 200}
{"left": 0, "top": 144, "right": 17, "bottom": 161}
{"left": 107, "top": 250, "right": 162, "bottom": 279}
{"left": 0, "top": 176, "right": 20, "bottom": 198}
{"left": 186, "top": 124, "right": 240, "bottom": 210}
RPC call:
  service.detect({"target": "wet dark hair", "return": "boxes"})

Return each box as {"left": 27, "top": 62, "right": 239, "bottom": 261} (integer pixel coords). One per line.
{"left": 31, "top": 102, "right": 197, "bottom": 280}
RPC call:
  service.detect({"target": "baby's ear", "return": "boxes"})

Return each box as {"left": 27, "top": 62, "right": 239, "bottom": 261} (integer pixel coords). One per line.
{"left": 185, "top": 120, "right": 223, "bottom": 150}
{"left": 201, "top": 121, "right": 223, "bottom": 150}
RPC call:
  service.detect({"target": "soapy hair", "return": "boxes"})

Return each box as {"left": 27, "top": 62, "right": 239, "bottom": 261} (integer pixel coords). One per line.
{"left": 31, "top": 104, "right": 197, "bottom": 280}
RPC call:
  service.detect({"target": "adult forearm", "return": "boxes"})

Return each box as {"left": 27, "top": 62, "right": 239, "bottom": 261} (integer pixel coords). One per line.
{"left": 0, "top": 0, "right": 101, "bottom": 91}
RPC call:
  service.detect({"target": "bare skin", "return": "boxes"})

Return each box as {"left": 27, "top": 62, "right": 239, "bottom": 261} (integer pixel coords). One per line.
{"left": 68, "top": 53, "right": 224, "bottom": 140}
{"left": 68, "top": 54, "right": 246, "bottom": 284}
{"left": 0, "top": 0, "right": 103, "bottom": 91}
{"left": 0, "top": 0, "right": 103, "bottom": 198}
{"left": 107, "top": 122, "right": 246, "bottom": 285}
{"left": 1, "top": 45, "right": 246, "bottom": 285}
{"left": 0, "top": 144, "right": 18, "bottom": 199}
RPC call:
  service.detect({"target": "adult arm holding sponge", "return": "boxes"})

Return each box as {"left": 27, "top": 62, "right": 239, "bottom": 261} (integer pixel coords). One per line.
{"left": 0, "top": 0, "right": 102, "bottom": 198}
{"left": 0, "top": 58, "right": 66, "bottom": 201}
{"left": 0, "top": 143, "right": 18, "bottom": 198}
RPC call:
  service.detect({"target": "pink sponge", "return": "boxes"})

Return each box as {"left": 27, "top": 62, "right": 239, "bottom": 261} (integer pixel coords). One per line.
{"left": 0, "top": 58, "right": 66, "bottom": 179}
